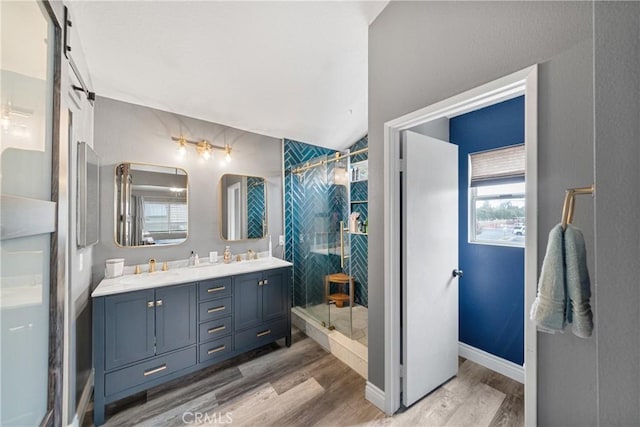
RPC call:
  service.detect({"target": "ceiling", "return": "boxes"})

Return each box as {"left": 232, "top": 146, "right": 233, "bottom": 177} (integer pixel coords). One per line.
{"left": 71, "top": 1, "right": 389, "bottom": 150}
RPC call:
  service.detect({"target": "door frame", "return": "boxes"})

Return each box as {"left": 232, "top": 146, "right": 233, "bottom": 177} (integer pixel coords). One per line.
{"left": 381, "top": 65, "right": 538, "bottom": 424}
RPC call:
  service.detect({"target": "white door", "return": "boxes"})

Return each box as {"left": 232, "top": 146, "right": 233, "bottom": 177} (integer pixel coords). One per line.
{"left": 402, "top": 130, "right": 459, "bottom": 407}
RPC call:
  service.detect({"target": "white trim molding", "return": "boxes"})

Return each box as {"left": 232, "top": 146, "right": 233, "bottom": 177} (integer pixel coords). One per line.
{"left": 365, "top": 381, "right": 386, "bottom": 411}
{"left": 383, "top": 65, "right": 538, "bottom": 423}
{"left": 458, "top": 342, "right": 525, "bottom": 384}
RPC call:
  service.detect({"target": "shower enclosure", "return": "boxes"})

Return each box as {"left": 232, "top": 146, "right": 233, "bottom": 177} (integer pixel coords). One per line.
{"left": 289, "top": 150, "right": 368, "bottom": 345}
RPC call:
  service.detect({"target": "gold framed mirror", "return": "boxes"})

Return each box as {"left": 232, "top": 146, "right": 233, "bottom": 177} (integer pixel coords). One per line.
{"left": 219, "top": 174, "right": 267, "bottom": 241}
{"left": 114, "top": 162, "right": 188, "bottom": 247}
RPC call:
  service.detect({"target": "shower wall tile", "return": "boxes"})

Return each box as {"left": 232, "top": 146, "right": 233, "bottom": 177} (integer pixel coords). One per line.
{"left": 284, "top": 137, "right": 369, "bottom": 309}
{"left": 348, "top": 136, "right": 368, "bottom": 307}
{"left": 284, "top": 139, "right": 335, "bottom": 308}
{"left": 247, "top": 176, "right": 265, "bottom": 239}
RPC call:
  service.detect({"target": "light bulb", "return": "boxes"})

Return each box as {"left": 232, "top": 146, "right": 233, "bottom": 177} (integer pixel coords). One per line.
{"left": 225, "top": 151, "right": 231, "bottom": 163}
{"left": 202, "top": 149, "right": 211, "bottom": 160}
{"left": 176, "top": 136, "right": 187, "bottom": 157}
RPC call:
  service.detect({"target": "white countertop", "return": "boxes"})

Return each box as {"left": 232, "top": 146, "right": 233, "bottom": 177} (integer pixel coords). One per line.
{"left": 92, "top": 257, "right": 293, "bottom": 298}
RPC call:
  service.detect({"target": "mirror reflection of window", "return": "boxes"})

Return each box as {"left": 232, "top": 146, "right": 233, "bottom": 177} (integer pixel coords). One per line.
{"left": 220, "top": 174, "right": 267, "bottom": 241}
{"left": 115, "top": 163, "right": 188, "bottom": 247}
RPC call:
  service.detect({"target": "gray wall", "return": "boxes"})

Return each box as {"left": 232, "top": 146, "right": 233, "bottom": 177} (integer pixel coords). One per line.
{"left": 368, "top": 1, "right": 609, "bottom": 423}
{"left": 92, "top": 97, "right": 283, "bottom": 281}
{"left": 594, "top": 3, "right": 640, "bottom": 424}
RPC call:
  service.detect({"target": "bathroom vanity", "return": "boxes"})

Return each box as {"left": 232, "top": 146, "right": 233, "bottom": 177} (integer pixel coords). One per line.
{"left": 91, "top": 258, "right": 292, "bottom": 425}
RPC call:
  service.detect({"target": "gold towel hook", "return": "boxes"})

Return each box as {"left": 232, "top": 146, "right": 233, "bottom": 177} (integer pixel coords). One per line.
{"left": 561, "top": 184, "right": 595, "bottom": 230}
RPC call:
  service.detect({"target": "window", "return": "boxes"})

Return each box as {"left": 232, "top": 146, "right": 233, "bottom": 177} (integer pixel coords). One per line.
{"left": 469, "top": 145, "right": 525, "bottom": 247}
{"left": 144, "top": 201, "right": 188, "bottom": 233}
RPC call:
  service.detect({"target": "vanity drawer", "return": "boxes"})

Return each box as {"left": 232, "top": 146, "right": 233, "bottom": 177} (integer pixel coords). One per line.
{"left": 199, "top": 335, "right": 233, "bottom": 363}
{"left": 199, "top": 297, "right": 232, "bottom": 322}
{"left": 235, "top": 318, "right": 289, "bottom": 351}
{"left": 104, "top": 347, "right": 196, "bottom": 396}
{"left": 198, "top": 278, "right": 232, "bottom": 301}
{"left": 199, "top": 316, "right": 232, "bottom": 342}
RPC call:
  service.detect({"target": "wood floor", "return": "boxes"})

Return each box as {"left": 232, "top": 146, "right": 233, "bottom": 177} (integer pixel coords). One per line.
{"left": 84, "top": 328, "right": 523, "bottom": 427}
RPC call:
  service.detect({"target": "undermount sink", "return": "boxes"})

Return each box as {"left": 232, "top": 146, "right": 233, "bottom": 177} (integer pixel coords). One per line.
{"left": 119, "top": 271, "right": 181, "bottom": 285}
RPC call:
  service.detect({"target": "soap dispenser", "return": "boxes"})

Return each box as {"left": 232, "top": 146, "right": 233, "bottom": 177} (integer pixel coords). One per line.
{"left": 223, "top": 246, "right": 232, "bottom": 264}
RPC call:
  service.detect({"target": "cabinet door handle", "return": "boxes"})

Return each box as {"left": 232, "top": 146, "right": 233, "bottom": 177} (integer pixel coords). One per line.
{"left": 208, "top": 325, "right": 226, "bottom": 334}
{"left": 207, "top": 345, "right": 226, "bottom": 355}
{"left": 263, "top": 279, "right": 268, "bottom": 285}
{"left": 156, "top": 300, "right": 163, "bottom": 307}
{"left": 207, "top": 306, "right": 225, "bottom": 313}
{"left": 143, "top": 364, "right": 167, "bottom": 376}
{"left": 256, "top": 329, "right": 271, "bottom": 337}
{"left": 147, "top": 301, "right": 155, "bottom": 308}
{"left": 258, "top": 280, "right": 264, "bottom": 286}
{"left": 207, "top": 286, "right": 226, "bottom": 293}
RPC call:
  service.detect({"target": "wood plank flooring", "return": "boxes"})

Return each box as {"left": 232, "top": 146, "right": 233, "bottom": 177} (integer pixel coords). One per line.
{"left": 84, "top": 328, "right": 523, "bottom": 427}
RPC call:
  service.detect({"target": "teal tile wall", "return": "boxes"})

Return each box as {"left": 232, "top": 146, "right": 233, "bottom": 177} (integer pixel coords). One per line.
{"left": 284, "top": 137, "right": 369, "bottom": 308}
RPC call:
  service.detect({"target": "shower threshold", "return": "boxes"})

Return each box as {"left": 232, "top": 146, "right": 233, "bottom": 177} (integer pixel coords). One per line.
{"left": 291, "top": 306, "right": 368, "bottom": 379}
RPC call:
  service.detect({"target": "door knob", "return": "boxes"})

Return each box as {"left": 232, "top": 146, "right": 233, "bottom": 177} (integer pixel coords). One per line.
{"left": 452, "top": 269, "right": 463, "bottom": 278}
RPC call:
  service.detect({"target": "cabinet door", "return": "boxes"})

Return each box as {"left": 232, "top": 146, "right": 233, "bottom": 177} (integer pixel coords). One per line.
{"left": 262, "top": 269, "right": 289, "bottom": 322}
{"left": 233, "top": 272, "right": 262, "bottom": 331}
{"left": 155, "top": 284, "right": 197, "bottom": 354}
{"left": 105, "top": 289, "right": 155, "bottom": 370}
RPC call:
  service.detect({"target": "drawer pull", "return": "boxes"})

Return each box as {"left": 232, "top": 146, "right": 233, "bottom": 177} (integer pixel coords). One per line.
{"left": 208, "top": 325, "right": 226, "bottom": 334}
{"left": 256, "top": 329, "right": 271, "bottom": 337}
{"left": 207, "top": 345, "right": 226, "bottom": 355}
{"left": 143, "top": 364, "right": 167, "bottom": 376}
{"left": 207, "top": 306, "right": 225, "bottom": 313}
{"left": 147, "top": 301, "right": 154, "bottom": 308}
{"left": 207, "top": 286, "right": 226, "bottom": 293}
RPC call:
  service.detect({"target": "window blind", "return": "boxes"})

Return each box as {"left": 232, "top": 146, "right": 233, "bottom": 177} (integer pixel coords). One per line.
{"left": 469, "top": 144, "right": 525, "bottom": 187}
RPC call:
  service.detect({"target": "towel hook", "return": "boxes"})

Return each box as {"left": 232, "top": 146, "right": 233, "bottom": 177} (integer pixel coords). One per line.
{"left": 561, "top": 184, "right": 595, "bottom": 230}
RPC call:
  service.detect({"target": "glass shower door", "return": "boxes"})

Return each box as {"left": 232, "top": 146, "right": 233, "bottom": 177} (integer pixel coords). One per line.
{"left": 291, "top": 153, "right": 350, "bottom": 330}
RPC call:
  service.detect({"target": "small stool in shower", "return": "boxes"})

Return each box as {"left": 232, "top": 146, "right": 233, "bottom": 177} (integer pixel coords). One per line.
{"left": 324, "top": 273, "right": 354, "bottom": 308}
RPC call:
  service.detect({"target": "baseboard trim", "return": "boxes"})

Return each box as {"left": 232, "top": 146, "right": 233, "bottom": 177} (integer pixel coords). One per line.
{"left": 365, "top": 381, "right": 386, "bottom": 411}
{"left": 458, "top": 342, "right": 524, "bottom": 384}
{"left": 74, "top": 371, "right": 94, "bottom": 427}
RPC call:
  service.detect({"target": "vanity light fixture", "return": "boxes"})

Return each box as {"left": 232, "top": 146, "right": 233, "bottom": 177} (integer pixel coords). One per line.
{"left": 171, "top": 135, "right": 232, "bottom": 162}
{"left": 176, "top": 135, "right": 188, "bottom": 157}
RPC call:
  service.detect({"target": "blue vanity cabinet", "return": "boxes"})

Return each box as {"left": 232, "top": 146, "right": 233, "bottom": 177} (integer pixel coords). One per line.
{"left": 104, "top": 289, "right": 156, "bottom": 371}
{"left": 155, "top": 284, "right": 197, "bottom": 354}
{"left": 234, "top": 268, "right": 292, "bottom": 350}
{"left": 233, "top": 272, "right": 262, "bottom": 330}
{"left": 94, "top": 283, "right": 197, "bottom": 425}
{"left": 93, "top": 265, "right": 291, "bottom": 426}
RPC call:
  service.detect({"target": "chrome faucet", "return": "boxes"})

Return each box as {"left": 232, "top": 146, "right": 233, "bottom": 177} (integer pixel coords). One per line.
{"left": 149, "top": 258, "right": 156, "bottom": 273}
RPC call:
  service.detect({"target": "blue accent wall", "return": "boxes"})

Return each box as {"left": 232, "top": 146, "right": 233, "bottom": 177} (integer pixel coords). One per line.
{"left": 450, "top": 96, "right": 525, "bottom": 365}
